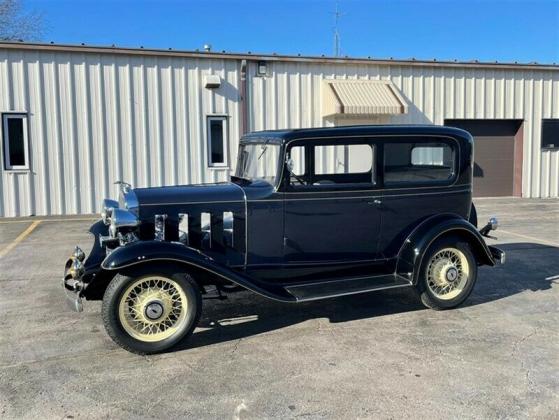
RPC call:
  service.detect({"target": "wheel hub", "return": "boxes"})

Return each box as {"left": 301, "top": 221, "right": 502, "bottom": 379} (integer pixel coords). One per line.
{"left": 445, "top": 267, "right": 458, "bottom": 282}
{"left": 144, "top": 300, "right": 164, "bottom": 320}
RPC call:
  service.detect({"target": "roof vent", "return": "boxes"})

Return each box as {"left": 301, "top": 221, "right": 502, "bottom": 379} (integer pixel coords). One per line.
{"left": 204, "top": 44, "right": 212, "bottom": 52}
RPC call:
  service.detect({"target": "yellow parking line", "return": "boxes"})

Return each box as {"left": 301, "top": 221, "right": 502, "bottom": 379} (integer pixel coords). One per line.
{"left": 0, "top": 220, "right": 42, "bottom": 259}
{"left": 0, "top": 217, "right": 97, "bottom": 224}
{"left": 498, "top": 229, "right": 559, "bottom": 248}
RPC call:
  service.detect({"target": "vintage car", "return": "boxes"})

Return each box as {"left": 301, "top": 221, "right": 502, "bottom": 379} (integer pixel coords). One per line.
{"left": 63, "top": 125, "right": 504, "bottom": 354}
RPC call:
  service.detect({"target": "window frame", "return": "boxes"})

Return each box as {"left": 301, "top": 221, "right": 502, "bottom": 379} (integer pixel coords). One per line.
{"left": 382, "top": 137, "right": 458, "bottom": 188}
{"left": 2, "top": 112, "right": 30, "bottom": 171}
{"left": 206, "top": 115, "right": 229, "bottom": 168}
{"left": 284, "top": 139, "right": 378, "bottom": 192}
{"left": 541, "top": 119, "right": 559, "bottom": 150}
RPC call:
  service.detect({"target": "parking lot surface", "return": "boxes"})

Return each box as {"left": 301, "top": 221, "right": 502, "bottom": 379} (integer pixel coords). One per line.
{"left": 0, "top": 198, "right": 558, "bottom": 419}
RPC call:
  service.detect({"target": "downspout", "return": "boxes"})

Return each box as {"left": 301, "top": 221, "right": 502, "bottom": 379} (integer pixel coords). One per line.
{"left": 240, "top": 59, "right": 248, "bottom": 135}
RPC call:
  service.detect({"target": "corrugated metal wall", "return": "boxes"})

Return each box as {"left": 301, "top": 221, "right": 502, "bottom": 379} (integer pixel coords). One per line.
{"left": 249, "top": 61, "right": 559, "bottom": 199}
{"left": 0, "top": 48, "right": 240, "bottom": 216}
{"left": 1, "top": 45, "right": 558, "bottom": 216}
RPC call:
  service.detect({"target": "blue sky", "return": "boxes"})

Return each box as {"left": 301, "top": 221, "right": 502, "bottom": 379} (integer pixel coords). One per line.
{"left": 26, "top": 0, "right": 559, "bottom": 64}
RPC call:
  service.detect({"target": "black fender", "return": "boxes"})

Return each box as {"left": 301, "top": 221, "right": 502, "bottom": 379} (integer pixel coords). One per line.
{"left": 84, "top": 220, "right": 108, "bottom": 273}
{"left": 100, "top": 240, "right": 296, "bottom": 302}
{"left": 396, "top": 213, "right": 495, "bottom": 285}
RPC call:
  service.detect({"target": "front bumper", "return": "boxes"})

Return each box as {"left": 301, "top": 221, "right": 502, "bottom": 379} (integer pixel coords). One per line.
{"left": 62, "top": 251, "right": 85, "bottom": 312}
{"left": 61, "top": 221, "right": 110, "bottom": 311}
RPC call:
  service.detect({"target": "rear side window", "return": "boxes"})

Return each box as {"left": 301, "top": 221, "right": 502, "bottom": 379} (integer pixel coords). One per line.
{"left": 384, "top": 141, "right": 455, "bottom": 186}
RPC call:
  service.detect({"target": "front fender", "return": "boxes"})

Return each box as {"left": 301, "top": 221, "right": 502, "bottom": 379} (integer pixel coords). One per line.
{"left": 101, "top": 241, "right": 296, "bottom": 302}
{"left": 84, "top": 220, "right": 108, "bottom": 273}
{"left": 396, "top": 213, "right": 496, "bottom": 284}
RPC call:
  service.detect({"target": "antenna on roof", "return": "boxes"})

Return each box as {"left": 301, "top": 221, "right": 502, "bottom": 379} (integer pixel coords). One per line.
{"left": 333, "top": 1, "right": 344, "bottom": 57}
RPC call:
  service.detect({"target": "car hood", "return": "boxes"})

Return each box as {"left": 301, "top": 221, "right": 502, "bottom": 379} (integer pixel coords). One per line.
{"left": 132, "top": 182, "right": 245, "bottom": 207}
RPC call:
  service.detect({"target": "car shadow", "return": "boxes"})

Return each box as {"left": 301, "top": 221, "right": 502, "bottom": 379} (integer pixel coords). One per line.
{"left": 464, "top": 242, "right": 558, "bottom": 306}
{"left": 175, "top": 242, "right": 558, "bottom": 352}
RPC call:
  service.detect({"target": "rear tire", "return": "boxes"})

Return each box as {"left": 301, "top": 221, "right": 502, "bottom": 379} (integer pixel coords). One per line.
{"left": 102, "top": 268, "right": 202, "bottom": 355}
{"left": 417, "top": 237, "right": 477, "bottom": 310}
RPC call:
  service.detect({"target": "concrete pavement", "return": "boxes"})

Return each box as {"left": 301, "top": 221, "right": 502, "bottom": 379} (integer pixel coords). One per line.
{"left": 0, "top": 198, "right": 557, "bottom": 419}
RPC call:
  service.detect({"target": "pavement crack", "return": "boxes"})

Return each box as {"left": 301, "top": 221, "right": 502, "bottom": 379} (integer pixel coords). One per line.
{"left": 231, "top": 337, "right": 242, "bottom": 354}
{"left": 510, "top": 327, "right": 540, "bottom": 357}
{"left": 510, "top": 326, "right": 541, "bottom": 392}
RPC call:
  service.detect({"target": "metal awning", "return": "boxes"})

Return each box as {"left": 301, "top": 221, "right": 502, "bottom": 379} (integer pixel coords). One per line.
{"left": 322, "top": 79, "right": 408, "bottom": 117}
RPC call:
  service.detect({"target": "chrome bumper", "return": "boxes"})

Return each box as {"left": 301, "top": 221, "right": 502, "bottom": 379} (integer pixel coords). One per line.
{"left": 488, "top": 245, "right": 506, "bottom": 265}
{"left": 62, "top": 247, "right": 86, "bottom": 312}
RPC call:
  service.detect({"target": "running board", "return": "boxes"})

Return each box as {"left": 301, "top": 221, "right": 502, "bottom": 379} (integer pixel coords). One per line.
{"left": 285, "top": 274, "right": 412, "bottom": 302}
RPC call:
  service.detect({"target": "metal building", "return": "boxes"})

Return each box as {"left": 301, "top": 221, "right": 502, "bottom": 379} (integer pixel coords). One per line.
{"left": 0, "top": 42, "right": 558, "bottom": 217}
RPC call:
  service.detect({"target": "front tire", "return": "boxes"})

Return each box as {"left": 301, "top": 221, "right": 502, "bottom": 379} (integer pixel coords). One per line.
{"left": 418, "top": 237, "right": 477, "bottom": 310}
{"left": 102, "top": 269, "right": 202, "bottom": 355}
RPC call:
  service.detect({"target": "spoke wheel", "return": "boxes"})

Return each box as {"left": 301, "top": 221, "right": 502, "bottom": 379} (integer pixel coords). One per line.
{"left": 426, "top": 247, "right": 470, "bottom": 301}
{"left": 118, "top": 276, "right": 188, "bottom": 343}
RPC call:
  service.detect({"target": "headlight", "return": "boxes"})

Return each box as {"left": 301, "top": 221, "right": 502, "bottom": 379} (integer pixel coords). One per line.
{"left": 101, "top": 199, "right": 119, "bottom": 225}
{"left": 109, "top": 208, "right": 140, "bottom": 237}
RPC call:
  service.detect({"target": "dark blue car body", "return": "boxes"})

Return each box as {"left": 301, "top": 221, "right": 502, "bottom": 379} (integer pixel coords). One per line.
{"left": 65, "top": 125, "right": 504, "bottom": 307}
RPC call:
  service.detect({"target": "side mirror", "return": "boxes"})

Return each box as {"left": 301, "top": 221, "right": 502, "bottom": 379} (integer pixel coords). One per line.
{"left": 286, "top": 157, "right": 295, "bottom": 173}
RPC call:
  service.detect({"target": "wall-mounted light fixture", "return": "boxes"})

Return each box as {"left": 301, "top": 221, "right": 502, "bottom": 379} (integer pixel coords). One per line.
{"left": 257, "top": 61, "right": 267, "bottom": 76}
{"left": 204, "top": 74, "right": 221, "bottom": 89}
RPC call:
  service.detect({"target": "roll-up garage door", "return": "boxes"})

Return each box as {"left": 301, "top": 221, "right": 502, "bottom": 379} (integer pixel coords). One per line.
{"left": 444, "top": 120, "right": 522, "bottom": 197}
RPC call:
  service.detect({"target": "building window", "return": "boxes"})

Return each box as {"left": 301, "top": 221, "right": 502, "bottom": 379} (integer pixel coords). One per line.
{"left": 542, "top": 119, "right": 559, "bottom": 149}
{"left": 207, "top": 116, "right": 228, "bottom": 167}
{"left": 384, "top": 140, "right": 455, "bottom": 186}
{"left": 2, "top": 113, "right": 29, "bottom": 170}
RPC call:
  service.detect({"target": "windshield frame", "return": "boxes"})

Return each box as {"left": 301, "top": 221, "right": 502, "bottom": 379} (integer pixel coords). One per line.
{"left": 235, "top": 141, "right": 284, "bottom": 187}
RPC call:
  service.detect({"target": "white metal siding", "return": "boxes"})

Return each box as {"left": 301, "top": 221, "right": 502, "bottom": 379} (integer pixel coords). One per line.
{"left": 249, "top": 61, "right": 559, "bottom": 199}
{"left": 0, "top": 49, "right": 241, "bottom": 216}
{"left": 1, "top": 45, "right": 558, "bottom": 217}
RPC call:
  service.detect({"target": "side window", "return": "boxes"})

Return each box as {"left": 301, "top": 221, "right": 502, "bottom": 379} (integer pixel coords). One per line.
{"left": 2, "top": 113, "right": 29, "bottom": 170}
{"left": 313, "top": 143, "right": 375, "bottom": 186}
{"left": 207, "top": 116, "right": 228, "bottom": 167}
{"left": 288, "top": 145, "right": 307, "bottom": 186}
{"left": 384, "top": 141, "right": 455, "bottom": 185}
{"left": 411, "top": 146, "right": 446, "bottom": 166}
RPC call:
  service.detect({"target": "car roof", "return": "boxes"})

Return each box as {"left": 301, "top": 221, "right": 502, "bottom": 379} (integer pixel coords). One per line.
{"left": 240, "top": 124, "right": 473, "bottom": 145}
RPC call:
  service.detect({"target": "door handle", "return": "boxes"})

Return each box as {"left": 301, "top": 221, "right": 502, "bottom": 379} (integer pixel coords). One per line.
{"left": 368, "top": 199, "right": 382, "bottom": 205}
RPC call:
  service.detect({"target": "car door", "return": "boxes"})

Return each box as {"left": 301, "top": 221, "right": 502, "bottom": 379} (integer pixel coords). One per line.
{"left": 282, "top": 139, "right": 382, "bottom": 274}
{"left": 379, "top": 136, "right": 467, "bottom": 258}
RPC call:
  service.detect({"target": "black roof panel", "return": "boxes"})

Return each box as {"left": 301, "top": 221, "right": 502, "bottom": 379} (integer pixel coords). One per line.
{"left": 240, "top": 125, "right": 473, "bottom": 145}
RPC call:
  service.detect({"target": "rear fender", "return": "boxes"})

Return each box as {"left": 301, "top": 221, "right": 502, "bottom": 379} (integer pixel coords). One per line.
{"left": 396, "top": 213, "right": 495, "bottom": 285}
{"left": 100, "top": 241, "right": 295, "bottom": 302}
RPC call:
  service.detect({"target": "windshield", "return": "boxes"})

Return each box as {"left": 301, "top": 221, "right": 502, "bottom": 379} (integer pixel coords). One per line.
{"left": 235, "top": 143, "right": 281, "bottom": 184}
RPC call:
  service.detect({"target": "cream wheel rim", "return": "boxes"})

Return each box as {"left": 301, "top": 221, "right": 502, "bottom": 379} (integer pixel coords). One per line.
{"left": 118, "top": 276, "right": 188, "bottom": 342}
{"left": 426, "top": 248, "right": 470, "bottom": 300}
